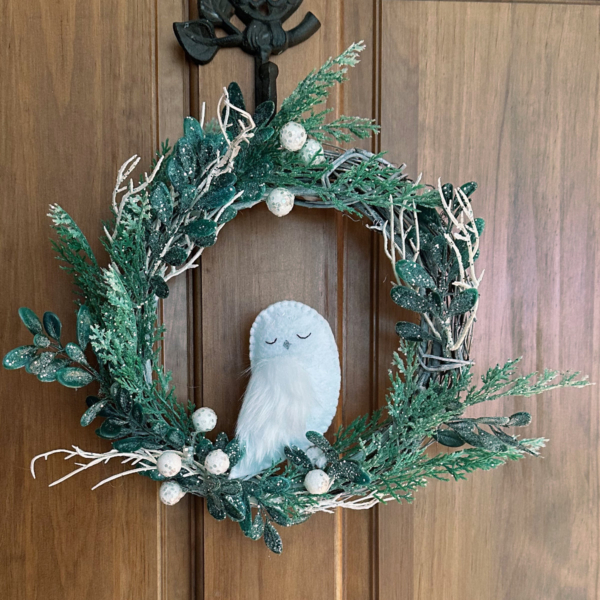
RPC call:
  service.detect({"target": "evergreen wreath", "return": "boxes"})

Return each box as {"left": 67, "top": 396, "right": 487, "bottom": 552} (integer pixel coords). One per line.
{"left": 4, "top": 44, "right": 588, "bottom": 554}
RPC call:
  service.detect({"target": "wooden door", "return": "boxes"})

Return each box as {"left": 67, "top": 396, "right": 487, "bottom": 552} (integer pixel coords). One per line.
{"left": 2, "top": 1, "right": 599, "bottom": 599}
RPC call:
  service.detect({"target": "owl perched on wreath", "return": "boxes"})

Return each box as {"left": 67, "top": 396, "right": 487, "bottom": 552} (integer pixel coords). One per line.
{"left": 229, "top": 301, "right": 341, "bottom": 479}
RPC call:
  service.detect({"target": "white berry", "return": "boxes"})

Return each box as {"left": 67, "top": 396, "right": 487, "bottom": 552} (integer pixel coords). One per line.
{"left": 204, "top": 449, "right": 230, "bottom": 475}
{"left": 266, "top": 187, "right": 295, "bottom": 217}
{"left": 280, "top": 122, "right": 307, "bottom": 152}
{"left": 306, "top": 446, "right": 328, "bottom": 469}
{"left": 159, "top": 480, "right": 185, "bottom": 505}
{"left": 299, "top": 139, "right": 325, "bottom": 165}
{"left": 192, "top": 407, "right": 217, "bottom": 432}
{"left": 304, "top": 469, "right": 331, "bottom": 495}
{"left": 157, "top": 451, "right": 182, "bottom": 478}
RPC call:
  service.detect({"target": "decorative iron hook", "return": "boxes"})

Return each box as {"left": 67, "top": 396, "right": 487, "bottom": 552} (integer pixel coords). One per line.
{"left": 174, "top": 0, "right": 321, "bottom": 111}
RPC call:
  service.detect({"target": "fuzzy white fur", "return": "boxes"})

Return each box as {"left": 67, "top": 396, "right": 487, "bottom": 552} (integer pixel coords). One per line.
{"left": 229, "top": 301, "right": 341, "bottom": 479}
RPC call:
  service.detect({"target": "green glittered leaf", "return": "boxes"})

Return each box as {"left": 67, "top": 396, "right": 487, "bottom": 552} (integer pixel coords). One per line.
{"left": 395, "top": 260, "right": 436, "bottom": 289}
{"left": 167, "top": 158, "right": 189, "bottom": 190}
{"left": 3, "top": 346, "right": 37, "bottom": 370}
{"left": 260, "top": 476, "right": 291, "bottom": 494}
{"left": 18, "top": 307, "right": 43, "bottom": 335}
{"left": 96, "top": 418, "right": 125, "bottom": 439}
{"left": 253, "top": 100, "right": 275, "bottom": 127}
{"left": 390, "top": 287, "right": 430, "bottom": 313}
{"left": 177, "top": 137, "right": 198, "bottom": 178}
{"left": 284, "top": 445, "right": 312, "bottom": 470}
{"left": 265, "top": 506, "right": 291, "bottom": 527}
{"left": 215, "top": 431, "right": 229, "bottom": 450}
{"left": 43, "top": 312, "right": 62, "bottom": 341}
{"left": 207, "top": 494, "right": 226, "bottom": 521}
{"left": 150, "top": 182, "right": 174, "bottom": 223}
{"left": 165, "top": 427, "right": 186, "bottom": 448}
{"left": 76, "top": 305, "right": 92, "bottom": 350}
{"left": 113, "top": 437, "right": 145, "bottom": 452}
{"left": 305, "top": 431, "right": 332, "bottom": 451}
{"left": 459, "top": 181, "right": 477, "bottom": 197}
{"left": 65, "top": 342, "right": 89, "bottom": 366}
{"left": 223, "top": 494, "right": 246, "bottom": 522}
{"left": 164, "top": 246, "right": 188, "bottom": 266}
{"left": 33, "top": 334, "right": 51, "bottom": 348}
{"left": 433, "top": 429, "right": 465, "bottom": 448}
{"left": 263, "top": 521, "right": 283, "bottom": 554}
{"left": 507, "top": 412, "right": 532, "bottom": 427}
{"left": 225, "top": 438, "right": 243, "bottom": 467}
{"left": 56, "top": 367, "right": 93, "bottom": 388}
{"left": 150, "top": 275, "right": 170, "bottom": 299}
{"left": 228, "top": 82, "right": 246, "bottom": 111}
{"left": 37, "top": 358, "right": 69, "bottom": 382}
{"left": 253, "top": 127, "right": 274, "bottom": 143}
{"left": 448, "top": 288, "right": 478, "bottom": 315}
{"left": 250, "top": 512, "right": 264, "bottom": 540}
{"left": 200, "top": 185, "right": 237, "bottom": 210}
{"left": 28, "top": 352, "right": 55, "bottom": 375}
{"left": 220, "top": 480, "right": 243, "bottom": 497}
{"left": 195, "top": 437, "right": 214, "bottom": 462}
{"left": 217, "top": 206, "right": 237, "bottom": 225}
{"left": 115, "top": 387, "right": 132, "bottom": 412}
{"left": 80, "top": 398, "right": 109, "bottom": 426}
{"left": 185, "top": 219, "right": 217, "bottom": 241}
{"left": 184, "top": 116, "right": 204, "bottom": 146}
{"left": 395, "top": 321, "right": 435, "bottom": 342}
{"left": 178, "top": 184, "right": 197, "bottom": 211}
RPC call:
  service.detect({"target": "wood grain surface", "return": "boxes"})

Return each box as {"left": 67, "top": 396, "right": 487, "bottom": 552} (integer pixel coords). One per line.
{"left": 2, "top": 0, "right": 599, "bottom": 598}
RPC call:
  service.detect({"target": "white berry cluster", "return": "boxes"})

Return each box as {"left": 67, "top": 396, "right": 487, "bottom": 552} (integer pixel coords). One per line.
{"left": 159, "top": 406, "right": 226, "bottom": 506}
{"left": 266, "top": 122, "right": 325, "bottom": 218}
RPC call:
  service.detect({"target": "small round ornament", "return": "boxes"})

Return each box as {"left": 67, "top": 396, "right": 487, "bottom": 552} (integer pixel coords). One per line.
{"left": 304, "top": 469, "right": 331, "bottom": 495}
{"left": 279, "top": 121, "right": 307, "bottom": 152}
{"left": 299, "top": 139, "right": 325, "bottom": 165}
{"left": 204, "top": 449, "right": 230, "bottom": 475}
{"left": 266, "top": 187, "right": 295, "bottom": 217}
{"left": 159, "top": 481, "right": 185, "bottom": 506}
{"left": 192, "top": 407, "right": 217, "bottom": 432}
{"left": 157, "top": 450, "right": 182, "bottom": 478}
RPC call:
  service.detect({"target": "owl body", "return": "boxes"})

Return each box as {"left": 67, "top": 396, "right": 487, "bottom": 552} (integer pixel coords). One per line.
{"left": 229, "top": 301, "right": 341, "bottom": 479}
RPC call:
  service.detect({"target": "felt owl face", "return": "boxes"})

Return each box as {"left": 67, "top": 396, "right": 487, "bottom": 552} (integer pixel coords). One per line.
{"left": 249, "top": 300, "right": 336, "bottom": 366}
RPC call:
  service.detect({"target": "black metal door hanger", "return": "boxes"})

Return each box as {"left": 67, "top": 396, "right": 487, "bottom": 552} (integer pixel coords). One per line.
{"left": 174, "top": 0, "right": 321, "bottom": 110}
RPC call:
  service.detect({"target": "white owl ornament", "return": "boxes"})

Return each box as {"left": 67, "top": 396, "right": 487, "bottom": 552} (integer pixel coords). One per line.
{"left": 229, "top": 301, "right": 341, "bottom": 479}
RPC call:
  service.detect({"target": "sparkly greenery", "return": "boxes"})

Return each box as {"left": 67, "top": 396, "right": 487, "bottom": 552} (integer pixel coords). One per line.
{"left": 4, "top": 44, "right": 588, "bottom": 554}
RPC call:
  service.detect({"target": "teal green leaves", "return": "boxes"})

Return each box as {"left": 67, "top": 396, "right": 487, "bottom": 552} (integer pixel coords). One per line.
{"left": 390, "top": 287, "right": 430, "bottom": 313}
{"left": 76, "top": 305, "right": 92, "bottom": 350}
{"left": 395, "top": 260, "right": 435, "bottom": 289}
{"left": 56, "top": 367, "right": 94, "bottom": 388}
{"left": 150, "top": 275, "right": 169, "bottom": 299}
{"left": 18, "top": 308, "right": 43, "bottom": 335}
{"left": 164, "top": 247, "right": 188, "bottom": 267}
{"left": 263, "top": 521, "right": 283, "bottom": 555}
{"left": 395, "top": 321, "right": 435, "bottom": 342}
{"left": 448, "top": 288, "right": 478, "bottom": 315}
{"left": 80, "top": 398, "right": 109, "bottom": 427}
{"left": 3, "top": 345, "right": 37, "bottom": 369}
{"left": 185, "top": 219, "right": 217, "bottom": 247}
{"left": 150, "top": 182, "right": 173, "bottom": 223}
{"left": 43, "top": 312, "right": 62, "bottom": 341}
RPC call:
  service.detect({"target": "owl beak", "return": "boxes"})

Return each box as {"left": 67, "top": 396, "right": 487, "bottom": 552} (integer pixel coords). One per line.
{"left": 283, "top": 340, "right": 291, "bottom": 350}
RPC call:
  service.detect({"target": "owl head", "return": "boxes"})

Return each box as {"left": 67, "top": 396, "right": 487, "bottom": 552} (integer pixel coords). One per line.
{"left": 249, "top": 301, "right": 336, "bottom": 366}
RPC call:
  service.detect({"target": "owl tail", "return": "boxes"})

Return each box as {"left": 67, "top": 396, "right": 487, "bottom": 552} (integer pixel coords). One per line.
{"left": 229, "top": 356, "right": 319, "bottom": 480}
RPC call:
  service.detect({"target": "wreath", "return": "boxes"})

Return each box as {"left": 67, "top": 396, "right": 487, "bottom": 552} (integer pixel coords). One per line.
{"left": 4, "top": 44, "right": 587, "bottom": 555}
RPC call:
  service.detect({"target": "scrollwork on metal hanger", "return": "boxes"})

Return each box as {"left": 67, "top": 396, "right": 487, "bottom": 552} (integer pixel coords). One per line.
{"left": 174, "top": 0, "right": 321, "bottom": 110}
